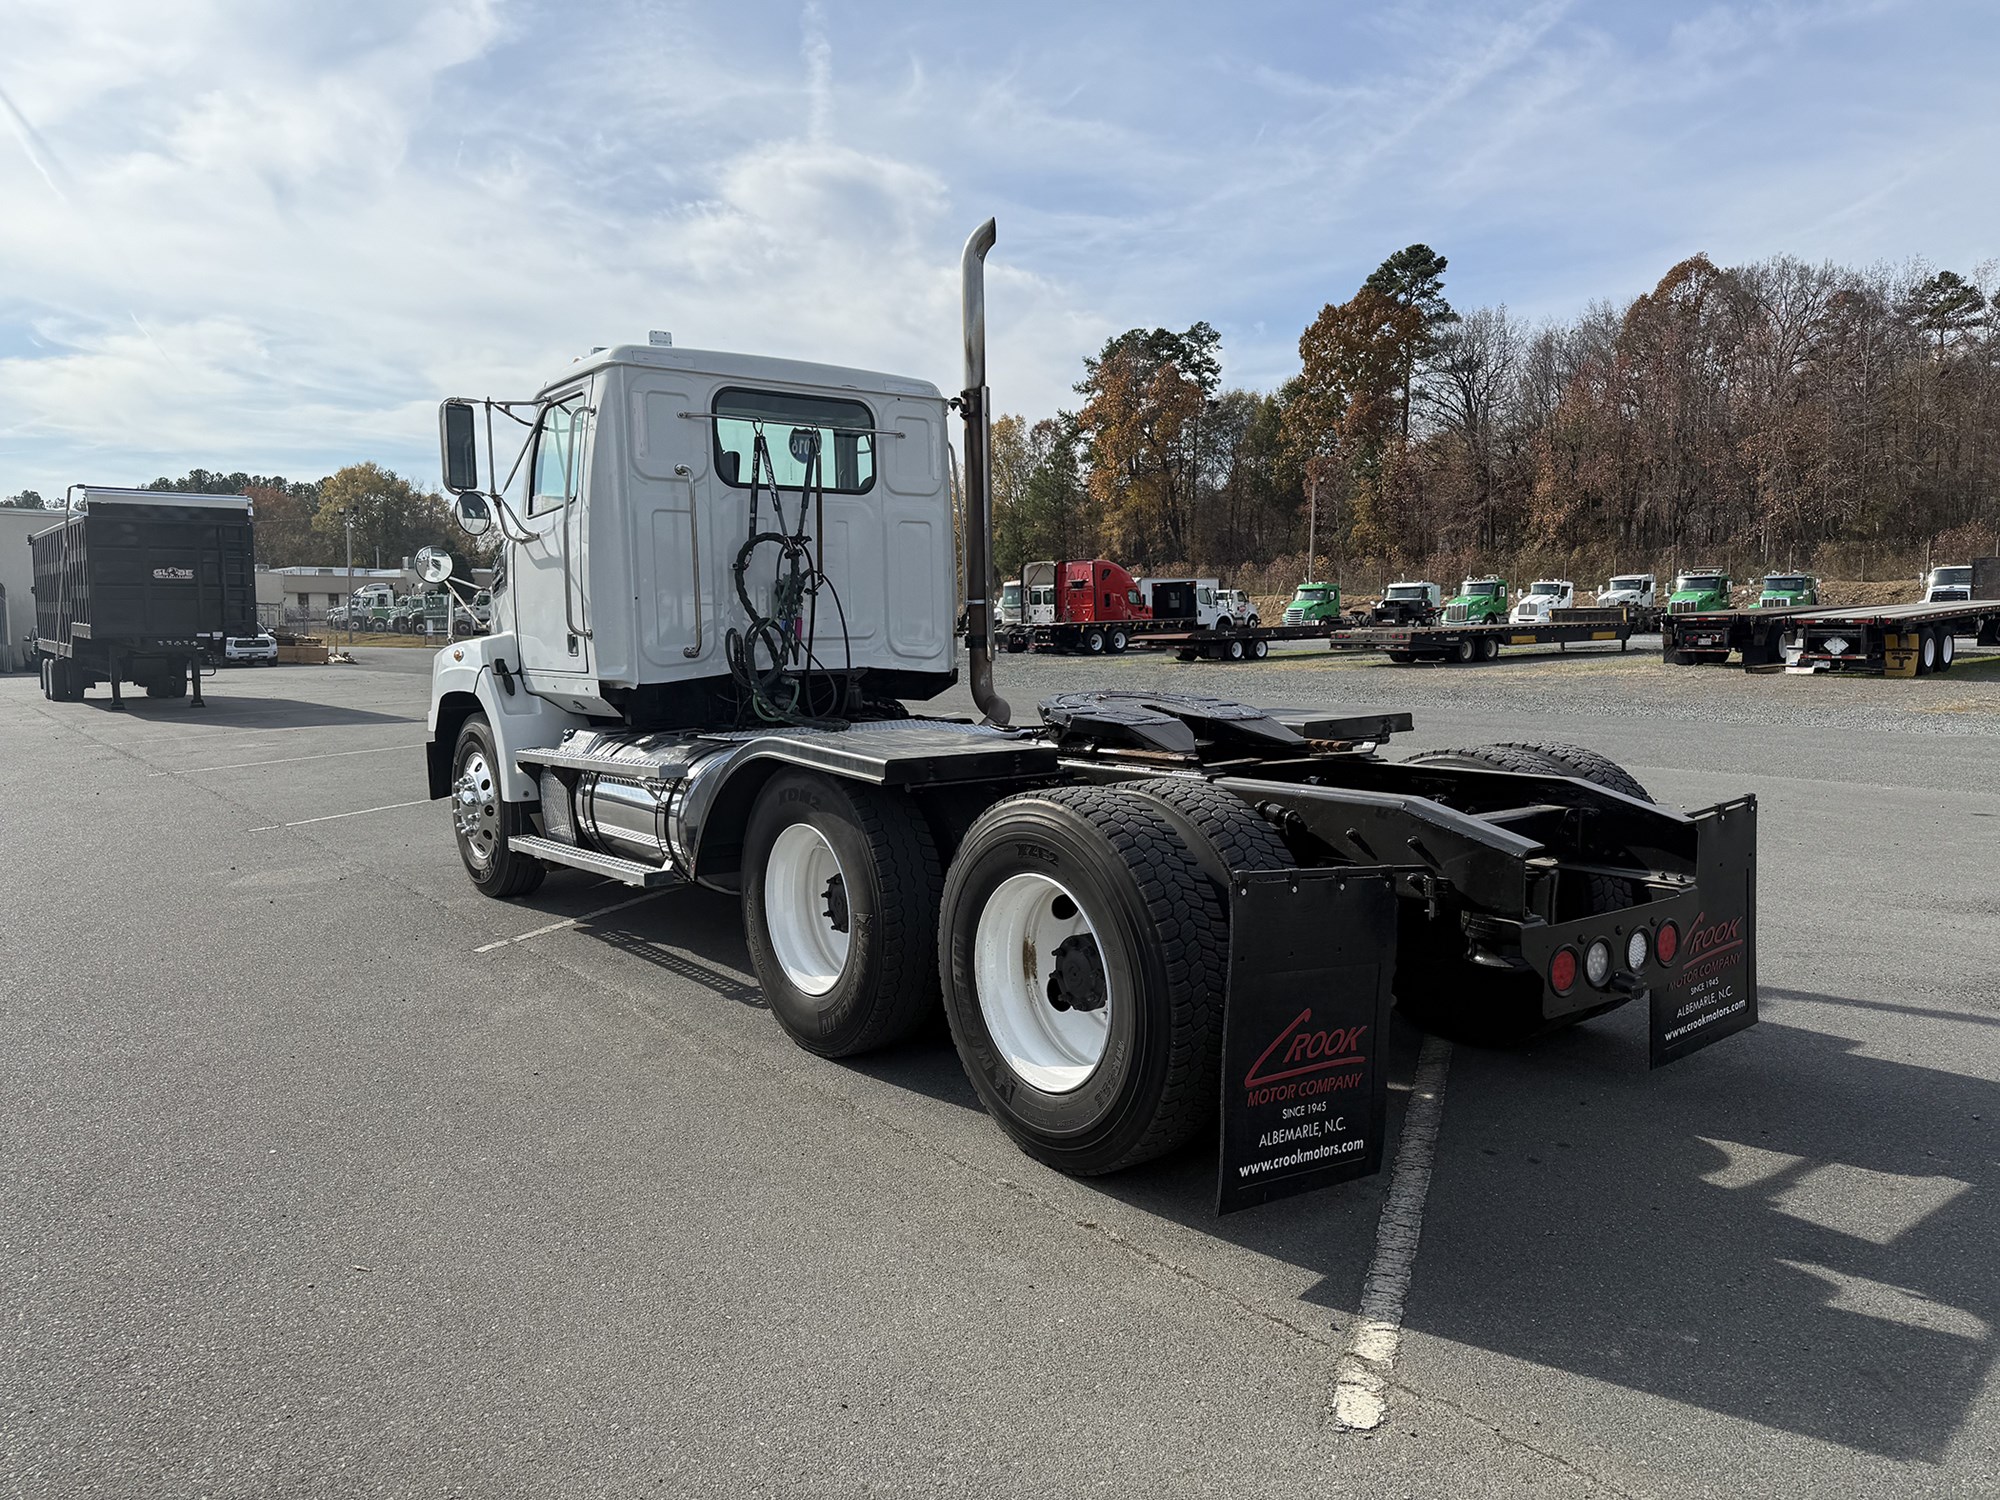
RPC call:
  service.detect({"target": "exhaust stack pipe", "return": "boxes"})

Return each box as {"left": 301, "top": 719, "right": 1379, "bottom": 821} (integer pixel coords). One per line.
{"left": 959, "top": 217, "right": 1012, "bottom": 727}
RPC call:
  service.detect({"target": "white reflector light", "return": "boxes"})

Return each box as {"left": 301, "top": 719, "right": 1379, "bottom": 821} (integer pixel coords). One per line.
{"left": 1626, "top": 929, "right": 1649, "bottom": 972}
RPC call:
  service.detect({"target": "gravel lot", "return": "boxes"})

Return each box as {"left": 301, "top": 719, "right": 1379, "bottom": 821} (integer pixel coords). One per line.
{"left": 3, "top": 640, "right": 1998, "bottom": 1497}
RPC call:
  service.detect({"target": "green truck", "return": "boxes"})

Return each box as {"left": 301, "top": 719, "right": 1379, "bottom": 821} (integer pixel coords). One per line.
{"left": 1442, "top": 576, "right": 1509, "bottom": 625}
{"left": 1756, "top": 573, "right": 1818, "bottom": 609}
{"left": 1667, "top": 570, "right": 1732, "bottom": 615}
{"left": 1281, "top": 581, "right": 1343, "bottom": 626}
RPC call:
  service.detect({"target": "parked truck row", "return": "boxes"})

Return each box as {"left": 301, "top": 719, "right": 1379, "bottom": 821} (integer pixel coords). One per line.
{"left": 1661, "top": 558, "right": 2000, "bottom": 676}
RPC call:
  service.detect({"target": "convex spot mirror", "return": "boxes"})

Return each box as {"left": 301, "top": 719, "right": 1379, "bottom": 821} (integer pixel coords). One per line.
{"left": 440, "top": 400, "right": 480, "bottom": 494}
{"left": 452, "top": 491, "right": 492, "bottom": 538}
{"left": 416, "top": 546, "right": 454, "bottom": 584}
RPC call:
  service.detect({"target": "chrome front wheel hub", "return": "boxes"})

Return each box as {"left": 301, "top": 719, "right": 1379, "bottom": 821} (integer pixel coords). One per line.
{"left": 453, "top": 750, "right": 499, "bottom": 868}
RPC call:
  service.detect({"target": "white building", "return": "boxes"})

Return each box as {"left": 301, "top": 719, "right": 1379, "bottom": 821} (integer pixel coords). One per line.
{"left": 267, "top": 565, "right": 414, "bottom": 623}
{"left": 0, "top": 506, "right": 57, "bottom": 672}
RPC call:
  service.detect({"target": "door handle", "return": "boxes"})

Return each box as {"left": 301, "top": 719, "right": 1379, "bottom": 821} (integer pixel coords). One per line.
{"left": 677, "top": 465, "right": 703, "bottom": 658}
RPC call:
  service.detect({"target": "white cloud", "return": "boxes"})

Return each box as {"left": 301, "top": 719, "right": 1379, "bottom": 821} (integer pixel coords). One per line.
{"left": 1, "top": 0, "right": 1996, "bottom": 499}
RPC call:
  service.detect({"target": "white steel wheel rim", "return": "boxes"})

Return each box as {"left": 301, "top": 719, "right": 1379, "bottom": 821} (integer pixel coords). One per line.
{"left": 1922, "top": 635, "right": 1936, "bottom": 668}
{"left": 1940, "top": 633, "right": 1955, "bottom": 665}
{"left": 765, "top": 822, "right": 851, "bottom": 997}
{"left": 974, "top": 872, "right": 1111, "bottom": 1094}
{"left": 452, "top": 748, "right": 499, "bottom": 869}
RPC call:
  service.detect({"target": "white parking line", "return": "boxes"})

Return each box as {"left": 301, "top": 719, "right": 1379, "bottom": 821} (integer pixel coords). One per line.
{"left": 473, "top": 890, "right": 671, "bottom": 952}
{"left": 1332, "top": 1034, "right": 1453, "bottom": 1430}
{"left": 249, "top": 798, "right": 433, "bottom": 832}
{"left": 152, "top": 742, "right": 424, "bottom": 776}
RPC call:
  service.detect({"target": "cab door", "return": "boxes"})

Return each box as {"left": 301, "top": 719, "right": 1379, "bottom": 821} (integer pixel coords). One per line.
{"left": 513, "top": 384, "right": 596, "bottom": 684}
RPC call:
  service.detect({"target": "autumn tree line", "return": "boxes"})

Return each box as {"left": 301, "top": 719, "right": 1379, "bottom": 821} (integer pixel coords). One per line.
{"left": 5, "top": 464, "right": 474, "bottom": 575}
{"left": 992, "top": 249, "right": 2000, "bottom": 594}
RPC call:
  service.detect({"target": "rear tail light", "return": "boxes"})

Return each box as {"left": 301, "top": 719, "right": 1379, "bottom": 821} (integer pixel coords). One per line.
{"left": 1584, "top": 940, "right": 1613, "bottom": 989}
{"left": 1549, "top": 948, "right": 1578, "bottom": 994}
{"left": 1656, "top": 920, "right": 1680, "bottom": 965}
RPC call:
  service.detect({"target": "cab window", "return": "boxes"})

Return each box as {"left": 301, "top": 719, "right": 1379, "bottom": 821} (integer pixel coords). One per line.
{"left": 530, "top": 398, "right": 584, "bottom": 515}
{"left": 713, "top": 387, "right": 876, "bottom": 493}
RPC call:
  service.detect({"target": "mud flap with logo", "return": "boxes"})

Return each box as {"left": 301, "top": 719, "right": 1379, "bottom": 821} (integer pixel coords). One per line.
{"left": 1651, "top": 795, "right": 1758, "bottom": 1067}
{"left": 1217, "top": 868, "right": 1398, "bottom": 1215}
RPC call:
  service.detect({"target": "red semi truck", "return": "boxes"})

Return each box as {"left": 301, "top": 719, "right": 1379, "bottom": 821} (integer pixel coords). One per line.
{"left": 997, "top": 559, "right": 1192, "bottom": 653}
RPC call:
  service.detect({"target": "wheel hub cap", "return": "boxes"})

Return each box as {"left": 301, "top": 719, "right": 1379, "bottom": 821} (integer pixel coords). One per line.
{"left": 1047, "top": 933, "right": 1107, "bottom": 1013}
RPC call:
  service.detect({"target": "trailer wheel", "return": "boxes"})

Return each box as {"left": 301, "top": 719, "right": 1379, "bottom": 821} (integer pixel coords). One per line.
{"left": 743, "top": 770, "right": 942, "bottom": 1058}
{"left": 1937, "top": 631, "right": 1955, "bottom": 672}
{"left": 145, "top": 676, "right": 187, "bottom": 699}
{"left": 450, "top": 715, "right": 546, "bottom": 899}
{"left": 1450, "top": 638, "right": 1475, "bottom": 664}
{"left": 1108, "top": 628, "right": 1129, "bottom": 654}
{"left": 49, "top": 657, "right": 82, "bottom": 702}
{"left": 1916, "top": 629, "right": 1937, "bottom": 675}
{"left": 940, "top": 786, "right": 1226, "bottom": 1175}
{"left": 1251, "top": 638, "right": 1269, "bottom": 660}
{"left": 1387, "top": 650, "right": 1415, "bottom": 664}
{"left": 1224, "top": 637, "right": 1246, "bottom": 662}
{"left": 1082, "top": 628, "right": 1105, "bottom": 655}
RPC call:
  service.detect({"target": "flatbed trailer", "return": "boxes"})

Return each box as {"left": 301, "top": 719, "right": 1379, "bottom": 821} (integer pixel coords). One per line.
{"left": 1661, "top": 604, "right": 1821, "bottom": 667}
{"left": 1317, "top": 607, "right": 1633, "bottom": 666}
{"left": 1000, "top": 615, "right": 1206, "bottom": 656}
{"left": 1787, "top": 596, "right": 2000, "bottom": 676}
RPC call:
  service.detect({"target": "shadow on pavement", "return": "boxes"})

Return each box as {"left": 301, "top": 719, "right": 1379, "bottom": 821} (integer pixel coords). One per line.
{"left": 1406, "top": 996, "right": 1996, "bottom": 1463}
{"left": 77, "top": 694, "right": 416, "bottom": 728}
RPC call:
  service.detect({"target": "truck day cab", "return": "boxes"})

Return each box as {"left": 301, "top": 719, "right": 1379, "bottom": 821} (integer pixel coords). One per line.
{"left": 1757, "top": 574, "right": 1818, "bottom": 609}
{"left": 1668, "top": 570, "right": 1732, "bottom": 614}
{"left": 1510, "top": 579, "right": 1574, "bottom": 625}
{"left": 1443, "top": 577, "right": 1508, "bottom": 625}
{"left": 421, "top": 220, "right": 1761, "bottom": 1204}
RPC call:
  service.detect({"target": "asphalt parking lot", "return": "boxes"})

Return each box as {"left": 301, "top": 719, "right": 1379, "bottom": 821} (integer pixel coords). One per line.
{"left": 4, "top": 641, "right": 1998, "bottom": 1497}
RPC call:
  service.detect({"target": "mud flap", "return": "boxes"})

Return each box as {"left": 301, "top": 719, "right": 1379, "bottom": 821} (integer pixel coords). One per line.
{"left": 1217, "top": 868, "right": 1399, "bottom": 1215}
{"left": 1651, "top": 796, "right": 1758, "bottom": 1067}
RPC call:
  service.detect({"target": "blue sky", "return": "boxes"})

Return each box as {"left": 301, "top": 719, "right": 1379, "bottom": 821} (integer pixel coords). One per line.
{"left": 2, "top": 0, "right": 1996, "bottom": 500}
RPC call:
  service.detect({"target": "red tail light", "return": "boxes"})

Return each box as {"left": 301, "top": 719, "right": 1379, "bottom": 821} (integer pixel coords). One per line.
{"left": 1549, "top": 948, "right": 1579, "bottom": 994}
{"left": 1656, "top": 920, "right": 1680, "bottom": 965}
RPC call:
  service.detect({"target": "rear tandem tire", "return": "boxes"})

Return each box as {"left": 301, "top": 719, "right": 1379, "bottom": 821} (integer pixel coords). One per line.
{"left": 450, "top": 714, "right": 547, "bottom": 900}
{"left": 743, "top": 770, "right": 942, "bottom": 1059}
{"left": 940, "top": 786, "right": 1228, "bottom": 1175}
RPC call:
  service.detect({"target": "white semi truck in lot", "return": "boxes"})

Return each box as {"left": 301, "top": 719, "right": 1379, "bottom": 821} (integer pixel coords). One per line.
{"left": 421, "top": 221, "right": 1761, "bottom": 1205}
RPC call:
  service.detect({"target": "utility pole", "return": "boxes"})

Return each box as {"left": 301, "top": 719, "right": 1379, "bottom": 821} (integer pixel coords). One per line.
{"left": 344, "top": 512, "right": 355, "bottom": 649}
{"left": 1306, "top": 472, "right": 1318, "bottom": 583}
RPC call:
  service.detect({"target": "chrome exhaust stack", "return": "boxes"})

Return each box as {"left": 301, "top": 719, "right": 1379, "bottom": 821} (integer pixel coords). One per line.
{"left": 959, "top": 218, "right": 1012, "bottom": 727}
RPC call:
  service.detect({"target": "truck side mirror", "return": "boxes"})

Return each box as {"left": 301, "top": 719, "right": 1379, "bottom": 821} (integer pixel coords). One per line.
{"left": 440, "top": 401, "right": 480, "bottom": 494}
{"left": 452, "top": 491, "right": 493, "bottom": 538}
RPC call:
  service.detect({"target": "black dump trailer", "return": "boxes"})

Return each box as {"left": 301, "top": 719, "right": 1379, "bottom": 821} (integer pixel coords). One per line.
{"left": 30, "top": 489, "right": 256, "bottom": 708}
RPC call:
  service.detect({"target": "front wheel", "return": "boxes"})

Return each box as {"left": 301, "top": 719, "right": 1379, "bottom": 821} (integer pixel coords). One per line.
{"left": 450, "top": 715, "right": 545, "bottom": 898}
{"left": 743, "top": 771, "right": 942, "bottom": 1058}
{"left": 940, "top": 786, "right": 1227, "bottom": 1175}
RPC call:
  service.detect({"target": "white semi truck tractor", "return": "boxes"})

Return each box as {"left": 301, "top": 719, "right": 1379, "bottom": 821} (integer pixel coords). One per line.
{"left": 424, "top": 221, "right": 1761, "bottom": 1208}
